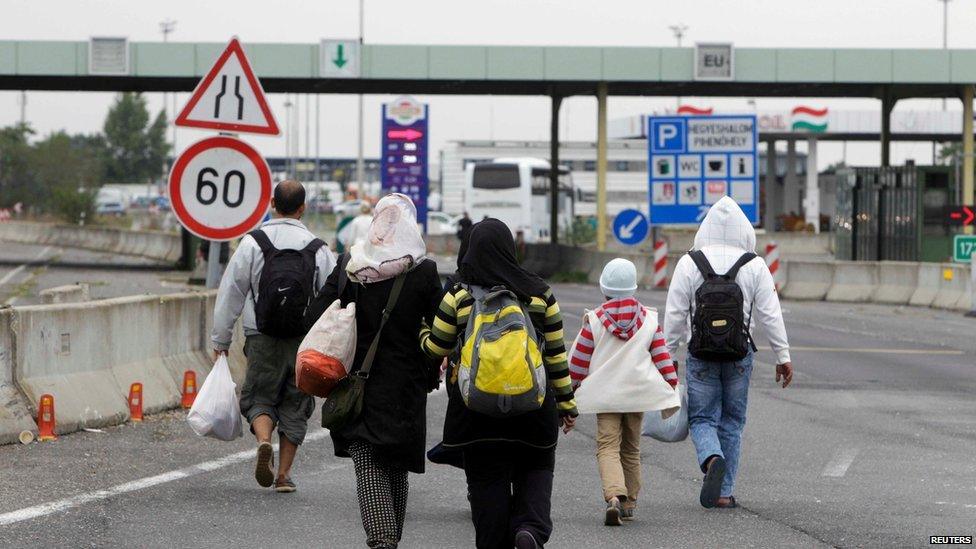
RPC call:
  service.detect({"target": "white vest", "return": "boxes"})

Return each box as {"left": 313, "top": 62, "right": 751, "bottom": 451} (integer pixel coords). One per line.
{"left": 574, "top": 308, "right": 681, "bottom": 415}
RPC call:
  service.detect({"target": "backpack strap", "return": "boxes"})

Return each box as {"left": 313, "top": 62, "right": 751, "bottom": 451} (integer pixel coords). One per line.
{"left": 299, "top": 238, "right": 326, "bottom": 295}
{"left": 336, "top": 253, "right": 351, "bottom": 300}
{"left": 688, "top": 250, "right": 716, "bottom": 278}
{"left": 247, "top": 229, "right": 276, "bottom": 260}
{"left": 724, "top": 252, "right": 758, "bottom": 281}
{"left": 356, "top": 273, "right": 407, "bottom": 379}
{"left": 302, "top": 238, "right": 325, "bottom": 254}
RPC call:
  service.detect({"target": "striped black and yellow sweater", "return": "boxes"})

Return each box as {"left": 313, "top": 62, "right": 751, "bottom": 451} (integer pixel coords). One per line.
{"left": 420, "top": 285, "right": 579, "bottom": 418}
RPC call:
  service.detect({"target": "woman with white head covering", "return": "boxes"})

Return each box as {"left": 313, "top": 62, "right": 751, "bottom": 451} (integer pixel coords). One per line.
{"left": 304, "top": 194, "right": 442, "bottom": 549}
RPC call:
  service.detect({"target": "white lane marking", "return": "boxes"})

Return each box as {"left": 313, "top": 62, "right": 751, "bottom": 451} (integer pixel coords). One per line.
{"left": 757, "top": 345, "right": 964, "bottom": 356}
{"left": 0, "top": 264, "right": 27, "bottom": 287}
{"left": 1, "top": 245, "right": 53, "bottom": 305}
{"left": 822, "top": 448, "right": 859, "bottom": 477}
{"left": 0, "top": 428, "right": 330, "bottom": 527}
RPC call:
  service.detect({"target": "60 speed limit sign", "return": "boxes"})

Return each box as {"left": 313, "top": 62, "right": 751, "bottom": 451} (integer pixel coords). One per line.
{"left": 168, "top": 136, "right": 272, "bottom": 241}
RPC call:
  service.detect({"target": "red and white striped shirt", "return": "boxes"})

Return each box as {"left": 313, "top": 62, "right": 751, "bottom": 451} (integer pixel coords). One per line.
{"left": 570, "top": 297, "right": 677, "bottom": 389}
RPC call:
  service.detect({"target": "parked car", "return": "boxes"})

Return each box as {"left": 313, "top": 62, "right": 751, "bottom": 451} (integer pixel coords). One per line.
{"left": 427, "top": 211, "right": 459, "bottom": 236}
{"left": 96, "top": 201, "right": 126, "bottom": 216}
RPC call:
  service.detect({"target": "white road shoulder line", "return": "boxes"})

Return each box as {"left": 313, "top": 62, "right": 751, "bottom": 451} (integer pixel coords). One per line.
{"left": 822, "top": 447, "right": 859, "bottom": 478}
{"left": 0, "top": 428, "right": 330, "bottom": 527}
{"left": 1, "top": 245, "right": 54, "bottom": 305}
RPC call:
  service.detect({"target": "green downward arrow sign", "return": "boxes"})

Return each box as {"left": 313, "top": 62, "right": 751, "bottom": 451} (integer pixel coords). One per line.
{"left": 333, "top": 44, "right": 348, "bottom": 68}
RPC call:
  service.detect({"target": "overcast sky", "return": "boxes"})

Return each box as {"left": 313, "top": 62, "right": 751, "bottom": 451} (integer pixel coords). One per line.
{"left": 3, "top": 0, "right": 976, "bottom": 172}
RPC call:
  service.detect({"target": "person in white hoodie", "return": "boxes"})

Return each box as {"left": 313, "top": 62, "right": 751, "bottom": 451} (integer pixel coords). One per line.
{"left": 664, "top": 196, "right": 793, "bottom": 510}
{"left": 570, "top": 258, "right": 681, "bottom": 526}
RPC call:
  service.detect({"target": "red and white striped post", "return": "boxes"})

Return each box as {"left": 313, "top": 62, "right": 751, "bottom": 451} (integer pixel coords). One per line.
{"left": 652, "top": 238, "right": 668, "bottom": 290}
{"left": 765, "top": 241, "right": 782, "bottom": 291}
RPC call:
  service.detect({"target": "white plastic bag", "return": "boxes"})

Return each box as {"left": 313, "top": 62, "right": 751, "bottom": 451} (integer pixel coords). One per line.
{"left": 641, "top": 383, "right": 689, "bottom": 443}
{"left": 297, "top": 300, "right": 357, "bottom": 375}
{"left": 187, "top": 355, "right": 243, "bottom": 441}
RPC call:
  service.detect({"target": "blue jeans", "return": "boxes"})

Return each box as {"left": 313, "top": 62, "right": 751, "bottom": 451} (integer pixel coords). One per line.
{"left": 685, "top": 351, "right": 753, "bottom": 498}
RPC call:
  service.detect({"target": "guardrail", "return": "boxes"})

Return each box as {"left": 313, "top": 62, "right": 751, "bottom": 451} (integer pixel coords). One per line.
{"left": 0, "top": 291, "right": 246, "bottom": 444}
{"left": 0, "top": 221, "right": 180, "bottom": 263}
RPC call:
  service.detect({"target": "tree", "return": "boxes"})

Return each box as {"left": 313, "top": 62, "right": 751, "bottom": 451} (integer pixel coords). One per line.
{"left": 0, "top": 123, "right": 34, "bottom": 208}
{"left": 30, "top": 131, "right": 106, "bottom": 222}
{"left": 103, "top": 93, "right": 169, "bottom": 183}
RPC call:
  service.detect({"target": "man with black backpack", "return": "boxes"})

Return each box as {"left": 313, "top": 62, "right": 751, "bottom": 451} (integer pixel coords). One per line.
{"left": 212, "top": 180, "right": 336, "bottom": 493}
{"left": 664, "top": 196, "right": 793, "bottom": 510}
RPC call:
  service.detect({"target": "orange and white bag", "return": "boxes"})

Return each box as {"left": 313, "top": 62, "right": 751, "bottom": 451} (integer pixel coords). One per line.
{"left": 296, "top": 300, "right": 357, "bottom": 397}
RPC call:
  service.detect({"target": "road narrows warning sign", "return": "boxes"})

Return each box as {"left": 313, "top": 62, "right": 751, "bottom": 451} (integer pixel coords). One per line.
{"left": 168, "top": 136, "right": 272, "bottom": 241}
{"left": 175, "top": 38, "right": 280, "bottom": 136}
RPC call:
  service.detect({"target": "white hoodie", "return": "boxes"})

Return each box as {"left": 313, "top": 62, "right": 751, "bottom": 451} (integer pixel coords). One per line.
{"left": 664, "top": 196, "right": 791, "bottom": 364}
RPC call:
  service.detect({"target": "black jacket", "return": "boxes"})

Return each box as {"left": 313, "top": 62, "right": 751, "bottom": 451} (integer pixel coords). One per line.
{"left": 305, "top": 256, "right": 442, "bottom": 473}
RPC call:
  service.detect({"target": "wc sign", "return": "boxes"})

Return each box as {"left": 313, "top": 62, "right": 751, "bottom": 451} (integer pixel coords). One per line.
{"left": 695, "top": 43, "right": 734, "bottom": 81}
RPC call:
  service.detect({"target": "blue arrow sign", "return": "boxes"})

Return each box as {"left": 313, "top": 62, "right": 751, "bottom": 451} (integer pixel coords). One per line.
{"left": 613, "top": 209, "right": 649, "bottom": 246}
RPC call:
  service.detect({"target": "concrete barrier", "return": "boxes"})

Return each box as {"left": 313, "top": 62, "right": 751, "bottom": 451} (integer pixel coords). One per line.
{"left": 39, "top": 284, "right": 90, "bottom": 304}
{"left": 909, "top": 263, "right": 942, "bottom": 308}
{"left": 425, "top": 234, "right": 459, "bottom": 256}
{"left": 826, "top": 262, "right": 879, "bottom": 303}
{"left": 932, "top": 264, "right": 972, "bottom": 311}
{"left": 661, "top": 230, "right": 833, "bottom": 259}
{"left": 0, "top": 308, "right": 37, "bottom": 445}
{"left": 781, "top": 260, "right": 834, "bottom": 301}
{"left": 12, "top": 293, "right": 214, "bottom": 435}
{"left": 873, "top": 262, "right": 919, "bottom": 305}
{"left": 0, "top": 221, "right": 180, "bottom": 263}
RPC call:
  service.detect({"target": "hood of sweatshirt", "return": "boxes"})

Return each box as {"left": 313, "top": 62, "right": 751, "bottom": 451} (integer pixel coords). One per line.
{"left": 595, "top": 297, "right": 647, "bottom": 341}
{"left": 692, "top": 196, "right": 756, "bottom": 253}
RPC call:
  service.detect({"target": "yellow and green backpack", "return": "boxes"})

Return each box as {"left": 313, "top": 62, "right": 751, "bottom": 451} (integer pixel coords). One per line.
{"left": 456, "top": 285, "right": 546, "bottom": 417}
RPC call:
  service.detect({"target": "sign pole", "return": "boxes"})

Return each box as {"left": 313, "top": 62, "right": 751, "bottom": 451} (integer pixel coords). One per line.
{"left": 968, "top": 253, "right": 976, "bottom": 317}
{"left": 205, "top": 242, "right": 222, "bottom": 289}
{"left": 963, "top": 84, "right": 974, "bottom": 236}
{"left": 596, "top": 82, "right": 608, "bottom": 252}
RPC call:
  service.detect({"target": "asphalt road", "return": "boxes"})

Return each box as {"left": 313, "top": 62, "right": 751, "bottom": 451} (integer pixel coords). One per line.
{"left": 1, "top": 261, "right": 974, "bottom": 547}
{"left": 0, "top": 241, "right": 191, "bottom": 306}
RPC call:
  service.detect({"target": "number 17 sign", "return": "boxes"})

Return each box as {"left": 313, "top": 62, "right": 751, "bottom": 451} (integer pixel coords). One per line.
{"left": 168, "top": 136, "right": 272, "bottom": 241}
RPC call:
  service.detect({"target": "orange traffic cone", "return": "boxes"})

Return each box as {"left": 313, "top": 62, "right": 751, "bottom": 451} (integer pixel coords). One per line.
{"left": 181, "top": 371, "right": 197, "bottom": 409}
{"left": 128, "top": 382, "right": 143, "bottom": 422}
{"left": 37, "top": 393, "right": 58, "bottom": 441}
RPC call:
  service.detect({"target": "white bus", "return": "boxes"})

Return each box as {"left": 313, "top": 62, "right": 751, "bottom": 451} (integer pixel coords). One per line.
{"left": 464, "top": 158, "right": 574, "bottom": 243}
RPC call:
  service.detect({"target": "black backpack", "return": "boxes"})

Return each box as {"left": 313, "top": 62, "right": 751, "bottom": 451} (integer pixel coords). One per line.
{"left": 249, "top": 229, "right": 325, "bottom": 338}
{"left": 687, "top": 250, "right": 758, "bottom": 361}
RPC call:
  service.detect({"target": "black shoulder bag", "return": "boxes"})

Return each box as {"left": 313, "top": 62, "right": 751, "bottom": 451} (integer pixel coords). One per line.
{"left": 321, "top": 273, "right": 407, "bottom": 431}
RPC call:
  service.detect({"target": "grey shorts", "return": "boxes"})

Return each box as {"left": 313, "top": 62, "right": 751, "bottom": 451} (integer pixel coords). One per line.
{"left": 240, "top": 334, "right": 314, "bottom": 445}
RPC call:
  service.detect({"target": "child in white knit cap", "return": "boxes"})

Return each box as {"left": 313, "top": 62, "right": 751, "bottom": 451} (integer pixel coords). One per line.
{"left": 569, "top": 258, "right": 680, "bottom": 526}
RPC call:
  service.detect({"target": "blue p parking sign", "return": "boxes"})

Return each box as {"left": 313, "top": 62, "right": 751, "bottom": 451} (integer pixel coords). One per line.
{"left": 650, "top": 119, "right": 686, "bottom": 152}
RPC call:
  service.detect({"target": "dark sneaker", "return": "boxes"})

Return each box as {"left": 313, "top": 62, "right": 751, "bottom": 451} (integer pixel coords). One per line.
{"left": 254, "top": 442, "right": 274, "bottom": 488}
{"left": 604, "top": 497, "right": 623, "bottom": 526}
{"left": 273, "top": 477, "right": 296, "bottom": 493}
{"left": 514, "top": 530, "right": 539, "bottom": 549}
{"left": 621, "top": 505, "right": 635, "bottom": 521}
{"left": 700, "top": 456, "right": 727, "bottom": 509}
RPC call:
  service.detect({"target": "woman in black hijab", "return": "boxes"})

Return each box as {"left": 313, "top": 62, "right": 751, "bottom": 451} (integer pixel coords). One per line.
{"left": 421, "top": 219, "right": 579, "bottom": 549}
{"left": 458, "top": 218, "right": 548, "bottom": 302}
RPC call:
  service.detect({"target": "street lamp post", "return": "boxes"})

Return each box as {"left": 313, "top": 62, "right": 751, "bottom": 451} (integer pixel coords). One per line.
{"left": 937, "top": 0, "right": 951, "bottom": 164}
{"left": 669, "top": 24, "right": 689, "bottom": 111}
{"left": 356, "top": 0, "right": 365, "bottom": 188}
{"left": 160, "top": 19, "right": 177, "bottom": 155}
